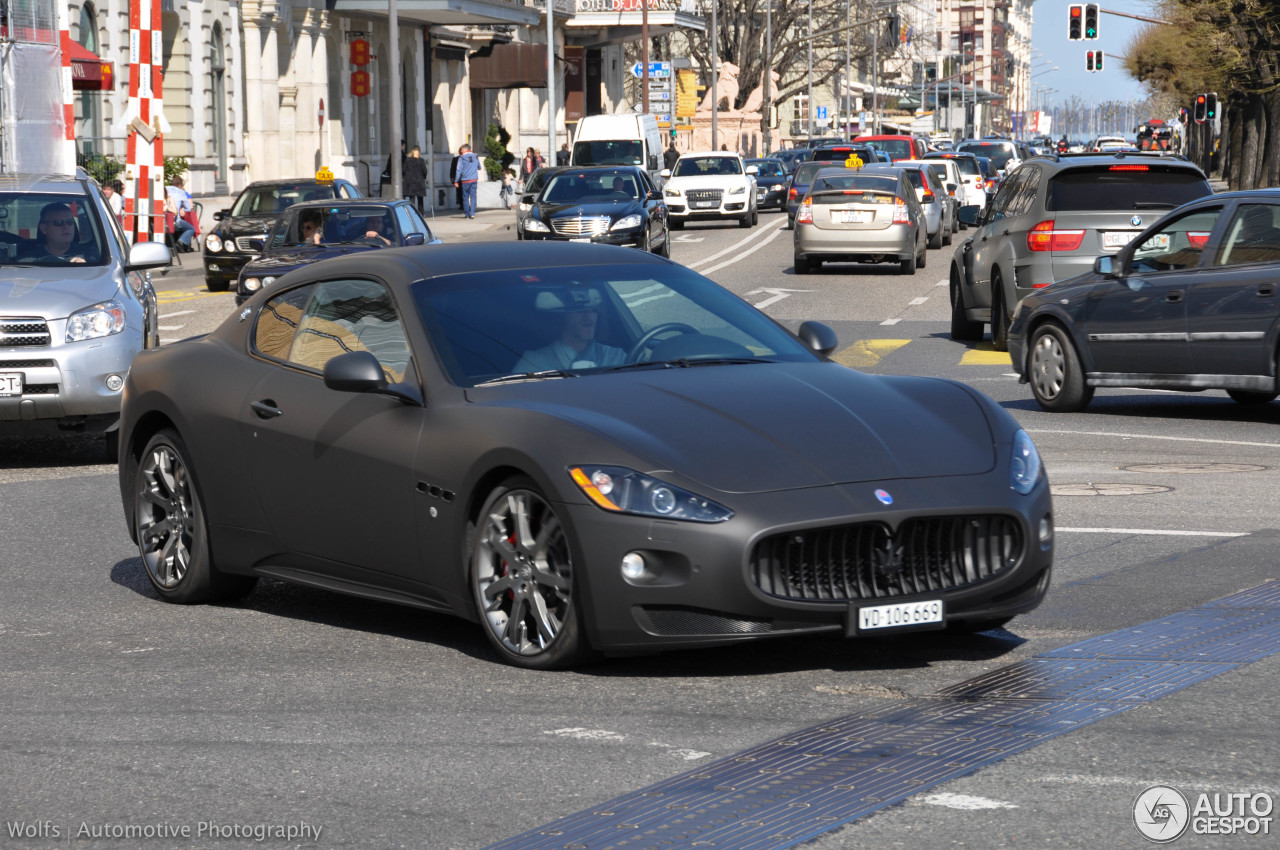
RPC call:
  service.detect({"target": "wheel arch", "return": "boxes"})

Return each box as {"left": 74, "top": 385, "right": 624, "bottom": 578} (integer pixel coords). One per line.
{"left": 119, "top": 410, "right": 181, "bottom": 544}
{"left": 1024, "top": 310, "right": 1096, "bottom": 376}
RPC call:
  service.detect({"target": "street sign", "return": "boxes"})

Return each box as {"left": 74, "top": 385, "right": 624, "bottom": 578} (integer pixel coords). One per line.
{"left": 816, "top": 105, "right": 828, "bottom": 121}
{"left": 648, "top": 91, "right": 671, "bottom": 101}
{"left": 630, "top": 61, "right": 671, "bottom": 79}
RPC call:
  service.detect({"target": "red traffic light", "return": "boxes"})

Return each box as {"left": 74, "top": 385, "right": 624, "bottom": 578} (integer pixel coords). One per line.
{"left": 1196, "top": 95, "right": 1206, "bottom": 105}
{"left": 1070, "top": 5, "right": 1081, "bottom": 15}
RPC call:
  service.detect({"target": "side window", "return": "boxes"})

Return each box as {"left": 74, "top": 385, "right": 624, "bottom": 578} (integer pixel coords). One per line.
{"left": 287, "top": 278, "right": 411, "bottom": 381}
{"left": 1009, "top": 166, "right": 1040, "bottom": 217}
{"left": 407, "top": 206, "right": 434, "bottom": 241}
{"left": 394, "top": 205, "right": 416, "bottom": 239}
{"left": 986, "top": 170, "right": 1025, "bottom": 222}
{"left": 97, "top": 189, "right": 130, "bottom": 260}
{"left": 1130, "top": 207, "right": 1223, "bottom": 274}
{"left": 254, "top": 284, "right": 316, "bottom": 361}
{"left": 1214, "top": 204, "right": 1280, "bottom": 267}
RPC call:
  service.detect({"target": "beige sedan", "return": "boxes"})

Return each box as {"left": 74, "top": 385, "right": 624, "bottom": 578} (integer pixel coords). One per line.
{"left": 793, "top": 168, "right": 927, "bottom": 275}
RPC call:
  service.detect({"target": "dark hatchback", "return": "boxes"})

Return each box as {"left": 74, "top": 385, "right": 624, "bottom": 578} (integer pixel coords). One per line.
{"left": 521, "top": 166, "right": 669, "bottom": 256}
{"left": 1010, "top": 190, "right": 1280, "bottom": 412}
{"left": 203, "top": 177, "right": 362, "bottom": 292}
{"left": 234, "top": 199, "right": 441, "bottom": 305}
{"left": 746, "top": 158, "right": 789, "bottom": 210}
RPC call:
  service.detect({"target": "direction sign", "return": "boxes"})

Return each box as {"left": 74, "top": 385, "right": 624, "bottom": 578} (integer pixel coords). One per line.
{"left": 816, "top": 105, "right": 828, "bottom": 121}
{"left": 648, "top": 91, "right": 671, "bottom": 101}
{"left": 630, "top": 61, "right": 672, "bottom": 79}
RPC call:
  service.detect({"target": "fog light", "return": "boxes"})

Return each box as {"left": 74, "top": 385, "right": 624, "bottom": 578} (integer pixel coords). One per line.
{"left": 105, "top": 374, "right": 124, "bottom": 391}
{"left": 620, "top": 552, "right": 646, "bottom": 581}
{"left": 1039, "top": 515, "right": 1053, "bottom": 544}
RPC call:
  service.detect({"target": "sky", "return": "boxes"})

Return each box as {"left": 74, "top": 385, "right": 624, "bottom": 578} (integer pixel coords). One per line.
{"left": 1030, "top": 0, "right": 1161, "bottom": 109}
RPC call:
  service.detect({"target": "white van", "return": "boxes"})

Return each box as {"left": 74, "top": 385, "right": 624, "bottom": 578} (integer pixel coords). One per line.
{"left": 570, "top": 114, "right": 665, "bottom": 185}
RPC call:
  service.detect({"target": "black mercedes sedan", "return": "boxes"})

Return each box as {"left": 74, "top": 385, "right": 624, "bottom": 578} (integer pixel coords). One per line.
{"left": 202, "top": 176, "right": 362, "bottom": 292}
{"left": 118, "top": 243, "right": 1052, "bottom": 669}
{"left": 234, "top": 199, "right": 441, "bottom": 304}
{"left": 521, "top": 166, "right": 670, "bottom": 256}
{"left": 746, "top": 157, "right": 789, "bottom": 210}
{"left": 1010, "top": 190, "right": 1280, "bottom": 412}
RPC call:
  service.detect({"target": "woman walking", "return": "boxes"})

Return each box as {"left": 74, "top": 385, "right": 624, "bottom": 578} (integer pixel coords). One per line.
{"left": 403, "top": 145, "right": 428, "bottom": 213}
{"left": 519, "top": 147, "right": 541, "bottom": 183}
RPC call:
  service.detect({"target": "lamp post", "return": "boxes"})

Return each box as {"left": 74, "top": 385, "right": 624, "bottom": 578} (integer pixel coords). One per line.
{"left": 764, "top": 0, "right": 772, "bottom": 153}
{"left": 711, "top": 0, "right": 718, "bottom": 149}
{"left": 806, "top": 0, "right": 813, "bottom": 139}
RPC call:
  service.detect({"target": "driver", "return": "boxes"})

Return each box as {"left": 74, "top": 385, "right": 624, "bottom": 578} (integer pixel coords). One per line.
{"left": 22, "top": 203, "right": 93, "bottom": 263}
{"left": 513, "top": 286, "right": 626, "bottom": 373}
{"left": 363, "top": 214, "right": 394, "bottom": 246}
{"left": 298, "top": 209, "right": 324, "bottom": 245}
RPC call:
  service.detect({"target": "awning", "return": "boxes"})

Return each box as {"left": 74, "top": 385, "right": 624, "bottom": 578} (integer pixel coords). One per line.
{"left": 66, "top": 41, "right": 115, "bottom": 91}
{"left": 334, "top": 0, "right": 539, "bottom": 26}
{"left": 470, "top": 43, "right": 553, "bottom": 89}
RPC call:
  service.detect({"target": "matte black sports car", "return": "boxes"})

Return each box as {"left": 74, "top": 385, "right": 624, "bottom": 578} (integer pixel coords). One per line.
{"left": 234, "top": 199, "right": 441, "bottom": 304}
{"left": 202, "top": 176, "right": 362, "bottom": 292}
{"left": 118, "top": 243, "right": 1052, "bottom": 669}
{"left": 521, "top": 166, "right": 670, "bottom": 256}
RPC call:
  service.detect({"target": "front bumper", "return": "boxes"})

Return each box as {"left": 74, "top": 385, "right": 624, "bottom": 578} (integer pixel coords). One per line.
{"left": 203, "top": 252, "right": 252, "bottom": 286}
{"left": 667, "top": 199, "right": 749, "bottom": 219}
{"left": 0, "top": 323, "right": 141, "bottom": 430}
{"left": 564, "top": 474, "right": 1053, "bottom": 653}
{"left": 522, "top": 229, "right": 647, "bottom": 249}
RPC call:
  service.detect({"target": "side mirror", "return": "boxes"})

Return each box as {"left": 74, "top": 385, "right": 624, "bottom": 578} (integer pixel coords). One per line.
{"left": 647, "top": 190, "right": 663, "bottom": 201}
{"left": 921, "top": 193, "right": 935, "bottom": 204}
{"left": 125, "top": 240, "right": 172, "bottom": 271}
{"left": 649, "top": 154, "right": 659, "bottom": 171}
{"left": 946, "top": 182, "right": 958, "bottom": 193}
{"left": 213, "top": 209, "right": 229, "bottom": 221}
{"left": 404, "top": 232, "right": 426, "bottom": 246}
{"left": 247, "top": 237, "right": 265, "bottom": 252}
{"left": 797, "top": 320, "right": 838, "bottom": 357}
{"left": 660, "top": 168, "right": 672, "bottom": 178}
{"left": 957, "top": 205, "right": 981, "bottom": 226}
{"left": 1094, "top": 255, "right": 1118, "bottom": 277}
{"left": 324, "top": 350, "right": 423, "bottom": 405}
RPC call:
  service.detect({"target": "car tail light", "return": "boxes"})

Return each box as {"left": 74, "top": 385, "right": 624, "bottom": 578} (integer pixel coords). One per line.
{"left": 1109, "top": 164, "right": 1149, "bottom": 171}
{"left": 892, "top": 200, "right": 910, "bottom": 224}
{"left": 797, "top": 198, "right": 813, "bottom": 224}
{"left": 1187, "top": 231, "right": 1211, "bottom": 249}
{"left": 1027, "top": 220, "right": 1086, "bottom": 252}
{"left": 922, "top": 188, "right": 935, "bottom": 202}
{"left": 985, "top": 179, "right": 997, "bottom": 191}
{"left": 789, "top": 186, "right": 798, "bottom": 201}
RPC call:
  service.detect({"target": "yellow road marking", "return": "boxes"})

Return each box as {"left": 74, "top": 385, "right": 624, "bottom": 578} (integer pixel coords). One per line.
{"left": 834, "top": 339, "right": 911, "bottom": 368}
{"left": 155, "top": 290, "right": 231, "bottom": 303}
{"left": 959, "top": 343, "right": 1012, "bottom": 366}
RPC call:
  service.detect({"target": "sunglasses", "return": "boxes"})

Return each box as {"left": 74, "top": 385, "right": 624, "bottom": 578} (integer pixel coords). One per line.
{"left": 43, "top": 218, "right": 75, "bottom": 227}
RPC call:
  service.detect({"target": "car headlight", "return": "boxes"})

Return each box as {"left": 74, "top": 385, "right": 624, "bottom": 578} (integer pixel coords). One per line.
{"left": 66, "top": 300, "right": 125, "bottom": 343}
{"left": 243, "top": 277, "right": 261, "bottom": 292}
{"left": 664, "top": 186, "right": 681, "bottom": 197}
{"left": 223, "top": 237, "right": 238, "bottom": 252}
{"left": 610, "top": 214, "right": 643, "bottom": 231}
{"left": 1010, "top": 430, "right": 1043, "bottom": 495}
{"left": 568, "top": 465, "right": 733, "bottom": 523}
{"left": 729, "top": 185, "right": 746, "bottom": 195}
{"left": 518, "top": 201, "right": 533, "bottom": 212}
{"left": 204, "top": 233, "right": 222, "bottom": 252}
{"left": 263, "top": 276, "right": 275, "bottom": 286}
{"left": 525, "top": 219, "right": 550, "bottom": 232}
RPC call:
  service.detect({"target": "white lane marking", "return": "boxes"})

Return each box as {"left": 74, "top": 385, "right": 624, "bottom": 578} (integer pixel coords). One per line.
{"left": 918, "top": 793, "right": 1018, "bottom": 810}
{"left": 701, "top": 223, "right": 790, "bottom": 275}
{"left": 672, "top": 234, "right": 706, "bottom": 243}
{"left": 544, "top": 728, "right": 625, "bottom": 741}
{"left": 1035, "top": 775, "right": 1280, "bottom": 794}
{"left": 747, "top": 287, "right": 813, "bottom": 310}
{"left": 122, "top": 647, "right": 157, "bottom": 654}
{"left": 157, "top": 325, "right": 184, "bottom": 331}
{"left": 162, "top": 309, "right": 195, "bottom": 317}
{"left": 880, "top": 318, "right": 902, "bottom": 325}
{"left": 935, "top": 278, "right": 948, "bottom": 286}
{"left": 686, "top": 222, "right": 786, "bottom": 270}
{"left": 647, "top": 742, "right": 712, "bottom": 760}
{"left": 1058, "top": 527, "right": 1249, "bottom": 538}
{"left": 909, "top": 297, "right": 928, "bottom": 305}
{"left": 1027, "top": 429, "right": 1280, "bottom": 450}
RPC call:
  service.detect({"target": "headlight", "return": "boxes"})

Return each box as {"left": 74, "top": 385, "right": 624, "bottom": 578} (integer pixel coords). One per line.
{"left": 524, "top": 219, "right": 549, "bottom": 232}
{"left": 204, "top": 233, "right": 222, "bottom": 252}
{"left": 66, "top": 300, "right": 125, "bottom": 343}
{"left": 518, "top": 201, "right": 533, "bottom": 212}
{"left": 1009, "top": 430, "right": 1043, "bottom": 495}
{"left": 243, "top": 277, "right": 261, "bottom": 292}
{"left": 262, "top": 276, "right": 276, "bottom": 286}
{"left": 664, "top": 186, "right": 681, "bottom": 197}
{"left": 611, "top": 214, "right": 643, "bottom": 231}
{"left": 223, "top": 237, "right": 237, "bottom": 252}
{"left": 729, "top": 185, "right": 746, "bottom": 195}
{"left": 568, "top": 465, "right": 733, "bottom": 523}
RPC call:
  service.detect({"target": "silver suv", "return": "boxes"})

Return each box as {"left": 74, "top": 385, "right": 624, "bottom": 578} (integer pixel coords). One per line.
{"left": 949, "top": 153, "right": 1212, "bottom": 350}
{"left": 0, "top": 171, "right": 171, "bottom": 459}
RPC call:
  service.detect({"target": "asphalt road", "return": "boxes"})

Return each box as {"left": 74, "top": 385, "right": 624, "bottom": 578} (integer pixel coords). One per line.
{"left": 2, "top": 211, "right": 1277, "bottom": 850}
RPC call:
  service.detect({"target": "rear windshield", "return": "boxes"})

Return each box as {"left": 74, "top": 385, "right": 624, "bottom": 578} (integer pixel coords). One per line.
{"left": 1047, "top": 167, "right": 1211, "bottom": 212}
{"left": 958, "top": 142, "right": 1018, "bottom": 169}
{"left": 813, "top": 174, "right": 897, "bottom": 193}
{"left": 572, "top": 140, "right": 644, "bottom": 166}
{"left": 861, "top": 139, "right": 915, "bottom": 160}
{"left": 811, "top": 147, "right": 872, "bottom": 163}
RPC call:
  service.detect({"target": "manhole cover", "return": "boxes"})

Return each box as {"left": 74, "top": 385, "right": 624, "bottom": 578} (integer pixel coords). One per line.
{"left": 1051, "top": 483, "right": 1172, "bottom": 496}
{"left": 1121, "top": 462, "right": 1269, "bottom": 474}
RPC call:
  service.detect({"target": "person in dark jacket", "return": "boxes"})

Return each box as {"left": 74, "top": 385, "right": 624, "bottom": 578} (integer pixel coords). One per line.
{"left": 664, "top": 142, "right": 680, "bottom": 170}
{"left": 556, "top": 143, "right": 570, "bottom": 166}
{"left": 403, "top": 146, "right": 428, "bottom": 212}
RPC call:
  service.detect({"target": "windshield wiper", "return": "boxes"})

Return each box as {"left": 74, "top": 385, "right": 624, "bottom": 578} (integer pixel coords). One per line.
{"left": 604, "top": 357, "right": 771, "bottom": 373}
{"left": 475, "top": 369, "right": 580, "bottom": 386}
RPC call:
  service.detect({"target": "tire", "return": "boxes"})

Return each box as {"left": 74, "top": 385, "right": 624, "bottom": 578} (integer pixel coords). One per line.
{"left": 918, "top": 242, "right": 928, "bottom": 269}
{"left": 943, "top": 221, "right": 954, "bottom": 246}
{"left": 206, "top": 278, "right": 230, "bottom": 293}
{"left": 670, "top": 218, "right": 684, "bottom": 231}
{"left": 1028, "top": 323, "right": 1094, "bottom": 412}
{"left": 928, "top": 227, "right": 942, "bottom": 249}
{"left": 899, "top": 250, "right": 917, "bottom": 275}
{"left": 751, "top": 205, "right": 759, "bottom": 226}
{"left": 991, "top": 274, "right": 1010, "bottom": 351}
{"left": 658, "top": 228, "right": 671, "bottom": 258}
{"left": 794, "top": 253, "right": 811, "bottom": 275}
{"left": 786, "top": 216, "right": 795, "bottom": 231}
{"left": 469, "top": 477, "right": 592, "bottom": 670}
{"left": 1227, "top": 389, "right": 1278, "bottom": 404}
{"left": 950, "top": 276, "right": 983, "bottom": 341}
{"left": 739, "top": 211, "right": 752, "bottom": 228}
{"left": 134, "top": 429, "right": 257, "bottom": 603}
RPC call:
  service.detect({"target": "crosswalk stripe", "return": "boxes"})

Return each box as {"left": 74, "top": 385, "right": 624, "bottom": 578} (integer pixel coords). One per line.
{"left": 959, "top": 343, "right": 1013, "bottom": 365}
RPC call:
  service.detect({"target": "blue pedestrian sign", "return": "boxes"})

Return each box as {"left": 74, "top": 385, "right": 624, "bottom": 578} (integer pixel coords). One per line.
{"left": 630, "top": 61, "right": 671, "bottom": 79}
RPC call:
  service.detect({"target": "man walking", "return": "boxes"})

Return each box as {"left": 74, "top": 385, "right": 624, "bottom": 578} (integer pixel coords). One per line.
{"left": 453, "top": 143, "right": 481, "bottom": 219}
{"left": 556, "top": 142, "right": 571, "bottom": 166}
{"left": 664, "top": 141, "right": 680, "bottom": 170}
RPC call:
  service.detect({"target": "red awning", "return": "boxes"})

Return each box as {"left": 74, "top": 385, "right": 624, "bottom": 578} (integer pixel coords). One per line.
{"left": 65, "top": 41, "right": 115, "bottom": 91}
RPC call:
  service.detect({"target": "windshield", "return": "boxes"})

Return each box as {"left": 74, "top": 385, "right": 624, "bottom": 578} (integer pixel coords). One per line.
{"left": 571, "top": 140, "right": 644, "bottom": 167}
{"left": 270, "top": 206, "right": 397, "bottom": 247}
{"left": 232, "top": 184, "right": 334, "bottom": 217}
{"left": 542, "top": 172, "right": 642, "bottom": 203}
{"left": 1047, "top": 168, "right": 1211, "bottom": 212}
{"left": 413, "top": 263, "right": 815, "bottom": 387}
{"left": 0, "top": 192, "right": 108, "bottom": 266}
{"left": 673, "top": 157, "right": 742, "bottom": 177}
{"left": 957, "top": 142, "right": 1018, "bottom": 170}
{"left": 861, "top": 139, "right": 915, "bottom": 160}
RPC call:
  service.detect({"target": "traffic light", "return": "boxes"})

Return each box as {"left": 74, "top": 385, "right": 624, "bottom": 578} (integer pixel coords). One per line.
{"left": 1084, "top": 3, "right": 1100, "bottom": 40}
{"left": 1194, "top": 94, "right": 1207, "bottom": 124}
{"left": 1068, "top": 4, "right": 1083, "bottom": 40}
{"left": 1095, "top": 50, "right": 1104, "bottom": 71}
{"left": 1205, "top": 93, "right": 1218, "bottom": 121}
{"left": 1086, "top": 51, "right": 1095, "bottom": 72}
{"left": 1179, "top": 107, "right": 1189, "bottom": 124}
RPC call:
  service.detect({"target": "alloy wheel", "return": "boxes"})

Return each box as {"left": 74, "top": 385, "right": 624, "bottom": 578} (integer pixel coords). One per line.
{"left": 136, "top": 443, "right": 198, "bottom": 589}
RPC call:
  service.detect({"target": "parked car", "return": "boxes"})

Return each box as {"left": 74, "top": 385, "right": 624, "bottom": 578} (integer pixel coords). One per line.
{"left": 116, "top": 242, "right": 1052, "bottom": 670}
{"left": 1009, "top": 190, "right": 1280, "bottom": 412}
{"left": 516, "top": 166, "right": 568, "bottom": 239}
{"left": 0, "top": 170, "right": 170, "bottom": 460}
{"left": 203, "top": 176, "right": 362, "bottom": 292}
{"left": 949, "top": 153, "right": 1214, "bottom": 349}
{"left": 235, "top": 199, "right": 441, "bottom": 304}
{"left": 522, "top": 166, "right": 670, "bottom": 255}
{"left": 661, "top": 152, "right": 759, "bottom": 229}
{"left": 793, "top": 166, "right": 928, "bottom": 275}
{"left": 746, "top": 158, "right": 790, "bottom": 210}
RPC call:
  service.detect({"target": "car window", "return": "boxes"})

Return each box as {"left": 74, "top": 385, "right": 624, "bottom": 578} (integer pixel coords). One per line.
{"left": 543, "top": 173, "right": 641, "bottom": 202}
{"left": 395, "top": 205, "right": 416, "bottom": 239}
{"left": 1214, "top": 204, "right": 1280, "bottom": 267}
{"left": 810, "top": 174, "right": 898, "bottom": 197}
{"left": 254, "top": 284, "right": 316, "bottom": 361}
{"left": 1047, "top": 166, "right": 1209, "bottom": 212}
{"left": 958, "top": 141, "right": 1017, "bottom": 170}
{"left": 571, "top": 140, "right": 644, "bottom": 166}
{"left": 287, "top": 278, "right": 411, "bottom": 381}
{"left": 985, "top": 170, "right": 1026, "bottom": 221}
{"left": 792, "top": 163, "right": 831, "bottom": 185}
{"left": 232, "top": 184, "right": 328, "bottom": 217}
{"left": 1129, "top": 208, "right": 1223, "bottom": 274}
{"left": 0, "top": 192, "right": 107, "bottom": 266}
{"left": 406, "top": 207, "right": 434, "bottom": 240}
{"left": 1007, "top": 165, "right": 1040, "bottom": 217}
{"left": 673, "top": 156, "right": 742, "bottom": 177}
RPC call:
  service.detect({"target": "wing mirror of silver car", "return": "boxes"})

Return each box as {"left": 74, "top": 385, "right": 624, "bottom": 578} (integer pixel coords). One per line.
{"left": 798, "top": 320, "right": 838, "bottom": 357}
{"left": 126, "top": 240, "right": 172, "bottom": 271}
{"left": 957, "top": 205, "right": 981, "bottom": 226}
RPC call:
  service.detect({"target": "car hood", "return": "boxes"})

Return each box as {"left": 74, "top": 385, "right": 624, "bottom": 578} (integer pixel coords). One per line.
{"left": 218, "top": 215, "right": 277, "bottom": 236}
{"left": 471, "top": 363, "right": 996, "bottom": 494}
{"left": 667, "top": 175, "right": 752, "bottom": 191}
{"left": 0, "top": 266, "right": 120, "bottom": 319}
{"left": 535, "top": 200, "right": 645, "bottom": 219}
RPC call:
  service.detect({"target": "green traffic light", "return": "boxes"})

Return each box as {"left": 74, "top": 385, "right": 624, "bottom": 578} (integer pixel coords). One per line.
{"left": 1085, "top": 27, "right": 1097, "bottom": 37}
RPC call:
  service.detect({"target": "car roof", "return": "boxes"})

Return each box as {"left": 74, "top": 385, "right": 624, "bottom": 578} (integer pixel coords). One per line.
{"left": 286, "top": 198, "right": 404, "bottom": 210}
{"left": 550, "top": 165, "right": 645, "bottom": 174}
{"left": 0, "top": 173, "right": 90, "bottom": 193}
{"left": 242, "top": 178, "right": 345, "bottom": 190}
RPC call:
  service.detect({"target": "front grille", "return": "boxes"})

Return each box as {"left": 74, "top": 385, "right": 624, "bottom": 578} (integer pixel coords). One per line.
{"left": 0, "top": 359, "right": 55, "bottom": 368}
{"left": 234, "top": 236, "right": 265, "bottom": 252}
{"left": 751, "top": 515, "right": 1024, "bottom": 602}
{"left": 686, "top": 189, "right": 723, "bottom": 207}
{"left": 550, "top": 216, "right": 611, "bottom": 237}
{"left": 0, "top": 318, "right": 51, "bottom": 347}
{"left": 20, "top": 384, "right": 58, "bottom": 395}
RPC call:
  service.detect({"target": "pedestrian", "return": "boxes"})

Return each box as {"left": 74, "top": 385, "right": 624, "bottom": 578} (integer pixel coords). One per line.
{"left": 403, "top": 145, "right": 428, "bottom": 213}
{"left": 519, "top": 147, "right": 540, "bottom": 182}
{"left": 500, "top": 167, "right": 518, "bottom": 210}
{"left": 102, "top": 179, "right": 123, "bottom": 222}
{"left": 664, "top": 141, "right": 679, "bottom": 170}
{"left": 165, "top": 175, "right": 196, "bottom": 252}
{"left": 556, "top": 142, "right": 570, "bottom": 166}
{"left": 454, "top": 143, "right": 480, "bottom": 219}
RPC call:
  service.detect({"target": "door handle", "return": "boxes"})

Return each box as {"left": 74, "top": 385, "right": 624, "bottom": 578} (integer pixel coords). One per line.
{"left": 1259, "top": 284, "right": 1275, "bottom": 297}
{"left": 250, "top": 399, "right": 283, "bottom": 419}
{"left": 1165, "top": 290, "right": 1184, "bottom": 303}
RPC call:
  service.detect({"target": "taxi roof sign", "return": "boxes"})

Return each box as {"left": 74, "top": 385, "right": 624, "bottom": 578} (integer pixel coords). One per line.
{"left": 315, "top": 167, "right": 334, "bottom": 184}
{"left": 845, "top": 154, "right": 864, "bottom": 170}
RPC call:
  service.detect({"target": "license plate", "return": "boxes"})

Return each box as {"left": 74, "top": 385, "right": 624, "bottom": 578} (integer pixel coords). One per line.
{"left": 836, "top": 210, "right": 872, "bottom": 224}
{"left": 692, "top": 200, "right": 718, "bottom": 209}
{"left": 570, "top": 237, "right": 592, "bottom": 243}
{"left": 857, "top": 599, "right": 943, "bottom": 631}
{"left": 0, "top": 372, "right": 23, "bottom": 397}
{"left": 1103, "top": 231, "right": 1138, "bottom": 249}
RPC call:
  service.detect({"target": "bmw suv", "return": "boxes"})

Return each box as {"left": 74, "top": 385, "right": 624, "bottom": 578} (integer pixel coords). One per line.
{"left": 949, "top": 153, "right": 1213, "bottom": 350}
